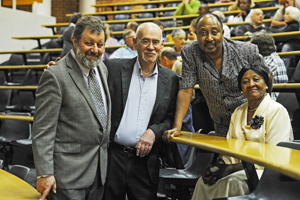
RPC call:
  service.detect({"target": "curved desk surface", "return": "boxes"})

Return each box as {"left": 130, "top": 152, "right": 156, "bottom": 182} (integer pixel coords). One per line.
{"left": 0, "top": 169, "right": 42, "bottom": 200}
{"left": 0, "top": 114, "right": 34, "bottom": 121}
{"left": 172, "top": 132, "right": 300, "bottom": 181}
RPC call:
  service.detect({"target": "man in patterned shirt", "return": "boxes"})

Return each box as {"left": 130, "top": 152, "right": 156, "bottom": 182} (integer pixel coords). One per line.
{"left": 163, "top": 13, "right": 271, "bottom": 139}
{"left": 250, "top": 32, "right": 288, "bottom": 101}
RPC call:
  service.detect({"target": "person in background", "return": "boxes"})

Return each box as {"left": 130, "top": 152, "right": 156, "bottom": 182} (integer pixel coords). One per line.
{"left": 117, "top": 22, "right": 139, "bottom": 45}
{"left": 250, "top": 32, "right": 288, "bottom": 101}
{"left": 103, "top": 23, "right": 119, "bottom": 60}
{"left": 235, "top": 9, "right": 270, "bottom": 36}
{"left": 271, "top": 0, "right": 300, "bottom": 29}
{"left": 33, "top": 16, "right": 111, "bottom": 200}
{"left": 191, "top": 64, "right": 293, "bottom": 200}
{"left": 227, "top": 0, "right": 253, "bottom": 23}
{"left": 174, "top": 0, "right": 201, "bottom": 25}
{"left": 56, "top": 12, "right": 82, "bottom": 58}
{"left": 188, "top": 18, "right": 198, "bottom": 41}
{"left": 198, "top": 4, "right": 210, "bottom": 16}
{"left": 212, "top": 11, "right": 231, "bottom": 38}
{"left": 228, "top": 0, "right": 256, "bottom": 11}
{"left": 109, "top": 30, "right": 137, "bottom": 59}
{"left": 172, "top": 28, "right": 186, "bottom": 58}
{"left": 153, "top": 20, "right": 168, "bottom": 42}
{"left": 159, "top": 47, "right": 182, "bottom": 74}
{"left": 273, "top": 6, "right": 300, "bottom": 69}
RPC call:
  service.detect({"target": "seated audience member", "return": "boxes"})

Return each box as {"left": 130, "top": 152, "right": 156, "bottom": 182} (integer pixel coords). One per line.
{"left": 109, "top": 30, "right": 137, "bottom": 59}
{"left": 153, "top": 20, "right": 168, "bottom": 42}
{"left": 117, "top": 22, "right": 139, "bottom": 45}
{"left": 174, "top": 0, "right": 201, "bottom": 25}
{"left": 228, "top": 0, "right": 256, "bottom": 11}
{"left": 271, "top": 0, "right": 300, "bottom": 30}
{"left": 273, "top": 6, "right": 300, "bottom": 69}
{"left": 172, "top": 28, "right": 186, "bottom": 58}
{"left": 191, "top": 64, "right": 293, "bottom": 200}
{"left": 235, "top": 9, "right": 270, "bottom": 36}
{"left": 250, "top": 32, "right": 288, "bottom": 101}
{"left": 212, "top": 11, "right": 231, "bottom": 38}
{"left": 159, "top": 47, "right": 195, "bottom": 164}
{"left": 188, "top": 18, "right": 198, "bottom": 41}
{"left": 56, "top": 12, "right": 82, "bottom": 58}
{"left": 227, "top": 0, "right": 253, "bottom": 23}
{"left": 103, "top": 23, "right": 119, "bottom": 60}
{"left": 198, "top": 4, "right": 210, "bottom": 16}
{"left": 159, "top": 47, "right": 182, "bottom": 74}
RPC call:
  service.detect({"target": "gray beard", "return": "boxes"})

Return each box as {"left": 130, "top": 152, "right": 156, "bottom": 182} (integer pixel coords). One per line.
{"left": 75, "top": 46, "right": 100, "bottom": 70}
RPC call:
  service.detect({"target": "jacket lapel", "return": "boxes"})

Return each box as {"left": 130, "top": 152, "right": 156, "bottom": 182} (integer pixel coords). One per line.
{"left": 65, "top": 53, "right": 102, "bottom": 125}
{"left": 121, "top": 58, "right": 135, "bottom": 109}
{"left": 151, "top": 64, "right": 167, "bottom": 116}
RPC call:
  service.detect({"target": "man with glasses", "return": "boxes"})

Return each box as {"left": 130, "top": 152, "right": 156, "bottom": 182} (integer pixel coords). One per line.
{"left": 103, "top": 22, "right": 180, "bottom": 200}
{"left": 235, "top": 9, "right": 270, "bottom": 36}
{"left": 109, "top": 29, "right": 137, "bottom": 59}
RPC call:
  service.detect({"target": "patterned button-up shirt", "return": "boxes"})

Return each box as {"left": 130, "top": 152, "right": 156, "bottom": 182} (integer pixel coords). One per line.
{"left": 180, "top": 38, "right": 266, "bottom": 136}
{"left": 264, "top": 52, "right": 288, "bottom": 101}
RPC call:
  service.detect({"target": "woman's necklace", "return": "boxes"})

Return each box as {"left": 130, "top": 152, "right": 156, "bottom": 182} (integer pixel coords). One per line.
{"left": 248, "top": 107, "right": 258, "bottom": 112}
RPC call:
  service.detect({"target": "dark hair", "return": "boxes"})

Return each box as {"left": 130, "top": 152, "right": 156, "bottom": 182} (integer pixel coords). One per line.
{"left": 128, "top": 22, "right": 139, "bottom": 31}
{"left": 238, "top": 64, "right": 269, "bottom": 91}
{"left": 196, "top": 13, "right": 223, "bottom": 32}
{"left": 123, "top": 29, "right": 134, "bottom": 39}
{"left": 70, "top": 12, "right": 82, "bottom": 24}
{"left": 153, "top": 20, "right": 164, "bottom": 28}
{"left": 73, "top": 16, "right": 107, "bottom": 44}
{"left": 250, "top": 32, "right": 276, "bottom": 57}
{"left": 161, "top": 48, "right": 177, "bottom": 61}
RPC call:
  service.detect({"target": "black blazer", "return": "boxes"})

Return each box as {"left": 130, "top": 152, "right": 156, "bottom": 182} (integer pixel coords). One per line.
{"left": 105, "top": 57, "right": 179, "bottom": 184}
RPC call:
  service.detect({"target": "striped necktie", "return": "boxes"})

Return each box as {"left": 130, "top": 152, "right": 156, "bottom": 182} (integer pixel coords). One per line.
{"left": 88, "top": 69, "right": 107, "bottom": 129}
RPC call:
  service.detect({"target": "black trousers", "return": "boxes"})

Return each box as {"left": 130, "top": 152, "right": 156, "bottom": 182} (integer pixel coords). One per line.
{"left": 103, "top": 145, "right": 158, "bottom": 200}
{"left": 47, "top": 163, "right": 104, "bottom": 200}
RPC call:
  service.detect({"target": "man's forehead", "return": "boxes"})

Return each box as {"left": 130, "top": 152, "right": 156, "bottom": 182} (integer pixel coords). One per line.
{"left": 198, "top": 16, "right": 221, "bottom": 29}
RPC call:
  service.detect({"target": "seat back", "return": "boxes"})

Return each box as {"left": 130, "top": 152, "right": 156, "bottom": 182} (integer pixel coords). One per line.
{"left": 117, "top": 5, "right": 131, "bottom": 10}
{"left": 139, "top": 13, "right": 154, "bottom": 18}
{"left": 144, "top": 4, "right": 157, "bottom": 9}
{"left": 114, "top": 14, "right": 131, "bottom": 20}
{"left": 0, "top": 112, "right": 31, "bottom": 141}
{"left": 9, "top": 165, "right": 30, "bottom": 181}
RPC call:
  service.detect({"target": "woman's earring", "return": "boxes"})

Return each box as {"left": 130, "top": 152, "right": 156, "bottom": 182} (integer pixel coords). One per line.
{"left": 266, "top": 86, "right": 268, "bottom": 89}
{"left": 241, "top": 91, "right": 243, "bottom": 94}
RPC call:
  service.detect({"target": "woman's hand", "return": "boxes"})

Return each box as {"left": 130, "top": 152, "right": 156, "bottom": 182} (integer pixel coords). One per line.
{"left": 162, "top": 127, "right": 180, "bottom": 143}
{"left": 202, "top": 161, "right": 233, "bottom": 186}
{"left": 44, "top": 57, "right": 61, "bottom": 71}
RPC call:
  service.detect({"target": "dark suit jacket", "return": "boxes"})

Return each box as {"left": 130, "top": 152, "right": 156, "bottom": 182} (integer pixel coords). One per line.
{"left": 105, "top": 57, "right": 179, "bottom": 184}
{"left": 32, "top": 52, "right": 111, "bottom": 189}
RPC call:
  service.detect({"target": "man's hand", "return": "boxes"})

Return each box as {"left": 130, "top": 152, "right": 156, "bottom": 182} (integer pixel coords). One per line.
{"left": 135, "top": 129, "right": 155, "bottom": 157}
{"left": 162, "top": 127, "right": 180, "bottom": 143}
{"left": 45, "top": 57, "right": 61, "bottom": 71}
{"left": 36, "top": 175, "right": 56, "bottom": 200}
{"left": 237, "top": 10, "right": 247, "bottom": 17}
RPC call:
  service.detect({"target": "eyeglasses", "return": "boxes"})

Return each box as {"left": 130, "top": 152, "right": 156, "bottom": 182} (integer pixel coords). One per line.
{"left": 125, "top": 36, "right": 135, "bottom": 40}
{"left": 136, "top": 38, "right": 161, "bottom": 47}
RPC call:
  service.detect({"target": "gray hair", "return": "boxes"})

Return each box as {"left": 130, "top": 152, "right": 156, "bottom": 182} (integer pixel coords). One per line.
{"left": 285, "top": 6, "right": 300, "bottom": 22}
{"left": 123, "top": 29, "right": 134, "bottom": 39}
{"left": 171, "top": 28, "right": 186, "bottom": 39}
{"left": 250, "top": 32, "right": 276, "bottom": 56}
{"left": 73, "top": 16, "right": 107, "bottom": 45}
{"left": 212, "top": 11, "right": 225, "bottom": 22}
{"left": 70, "top": 12, "right": 82, "bottom": 24}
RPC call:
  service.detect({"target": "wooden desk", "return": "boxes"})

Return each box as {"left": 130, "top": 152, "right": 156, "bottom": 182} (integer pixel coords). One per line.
{"left": 278, "top": 51, "right": 300, "bottom": 58}
{"left": 0, "top": 86, "right": 38, "bottom": 90}
{"left": 92, "top": 0, "right": 181, "bottom": 8}
{"left": 0, "top": 169, "right": 41, "bottom": 200}
{"left": 0, "top": 114, "right": 34, "bottom": 122}
{"left": 0, "top": 65, "right": 46, "bottom": 70}
{"left": 231, "top": 31, "right": 300, "bottom": 41}
{"left": 0, "top": 49, "right": 62, "bottom": 65}
{"left": 12, "top": 35, "right": 61, "bottom": 49}
{"left": 172, "top": 132, "right": 300, "bottom": 181}
{"left": 66, "top": 7, "right": 177, "bottom": 17}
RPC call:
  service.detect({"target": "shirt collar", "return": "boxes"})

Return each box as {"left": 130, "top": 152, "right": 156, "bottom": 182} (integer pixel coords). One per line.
{"left": 135, "top": 57, "right": 158, "bottom": 77}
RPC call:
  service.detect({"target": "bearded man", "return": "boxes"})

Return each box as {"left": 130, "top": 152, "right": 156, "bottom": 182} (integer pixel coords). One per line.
{"left": 32, "top": 16, "right": 111, "bottom": 200}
